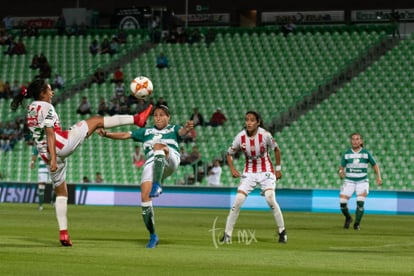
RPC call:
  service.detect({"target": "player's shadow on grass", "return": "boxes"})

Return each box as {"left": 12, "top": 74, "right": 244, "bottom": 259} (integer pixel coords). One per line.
{"left": 83, "top": 237, "right": 136, "bottom": 242}
{"left": 80, "top": 237, "right": 174, "bottom": 246}
{"left": 3, "top": 237, "right": 58, "bottom": 247}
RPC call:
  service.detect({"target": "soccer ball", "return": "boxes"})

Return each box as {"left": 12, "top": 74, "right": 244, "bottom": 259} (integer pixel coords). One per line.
{"left": 130, "top": 76, "right": 153, "bottom": 99}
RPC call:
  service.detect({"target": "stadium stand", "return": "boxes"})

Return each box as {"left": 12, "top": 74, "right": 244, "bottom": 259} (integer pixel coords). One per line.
{"left": 0, "top": 25, "right": 412, "bottom": 191}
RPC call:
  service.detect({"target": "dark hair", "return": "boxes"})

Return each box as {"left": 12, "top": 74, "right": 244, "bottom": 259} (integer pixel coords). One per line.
{"left": 153, "top": 104, "right": 170, "bottom": 116}
{"left": 11, "top": 78, "right": 48, "bottom": 112}
{"left": 244, "top": 110, "right": 265, "bottom": 136}
{"left": 350, "top": 132, "right": 364, "bottom": 147}
{"left": 245, "top": 110, "right": 264, "bottom": 128}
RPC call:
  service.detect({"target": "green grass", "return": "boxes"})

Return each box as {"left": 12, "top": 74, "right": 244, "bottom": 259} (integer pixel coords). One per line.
{"left": 0, "top": 204, "right": 413, "bottom": 275}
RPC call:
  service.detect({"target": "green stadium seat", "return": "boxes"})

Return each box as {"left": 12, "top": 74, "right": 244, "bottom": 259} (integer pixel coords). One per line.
{"left": 1, "top": 26, "right": 409, "bottom": 189}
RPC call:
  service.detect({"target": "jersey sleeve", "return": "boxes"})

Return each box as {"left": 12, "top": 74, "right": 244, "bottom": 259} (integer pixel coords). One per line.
{"left": 130, "top": 128, "right": 146, "bottom": 142}
{"left": 367, "top": 150, "right": 377, "bottom": 166}
{"left": 340, "top": 153, "right": 346, "bottom": 167}
{"left": 175, "top": 125, "right": 183, "bottom": 142}
{"left": 42, "top": 104, "right": 57, "bottom": 128}
{"left": 227, "top": 133, "right": 241, "bottom": 155}
{"left": 266, "top": 131, "right": 279, "bottom": 150}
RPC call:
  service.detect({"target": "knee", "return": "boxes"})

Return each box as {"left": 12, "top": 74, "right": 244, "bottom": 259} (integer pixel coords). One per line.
{"left": 264, "top": 190, "right": 276, "bottom": 207}
{"left": 86, "top": 116, "right": 103, "bottom": 131}
{"left": 54, "top": 185, "right": 68, "bottom": 197}
{"left": 356, "top": 196, "right": 366, "bottom": 202}
{"left": 140, "top": 182, "right": 152, "bottom": 201}
{"left": 153, "top": 143, "right": 169, "bottom": 156}
{"left": 340, "top": 197, "right": 348, "bottom": 204}
{"left": 232, "top": 192, "right": 246, "bottom": 209}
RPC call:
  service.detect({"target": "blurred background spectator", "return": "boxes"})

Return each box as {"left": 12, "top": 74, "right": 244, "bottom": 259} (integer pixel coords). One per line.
{"left": 76, "top": 96, "right": 92, "bottom": 115}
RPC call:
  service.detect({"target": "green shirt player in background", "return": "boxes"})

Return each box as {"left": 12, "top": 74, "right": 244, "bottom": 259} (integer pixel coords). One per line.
{"left": 98, "top": 105, "right": 194, "bottom": 248}
{"left": 339, "top": 132, "right": 382, "bottom": 230}
{"left": 30, "top": 147, "right": 55, "bottom": 211}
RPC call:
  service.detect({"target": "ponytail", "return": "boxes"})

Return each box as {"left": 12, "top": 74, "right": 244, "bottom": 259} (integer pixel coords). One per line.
{"left": 10, "top": 89, "right": 27, "bottom": 112}
{"left": 10, "top": 78, "right": 47, "bottom": 112}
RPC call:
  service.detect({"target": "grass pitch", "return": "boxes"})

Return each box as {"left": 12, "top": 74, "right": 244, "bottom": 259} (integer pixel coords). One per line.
{"left": 0, "top": 203, "right": 413, "bottom": 275}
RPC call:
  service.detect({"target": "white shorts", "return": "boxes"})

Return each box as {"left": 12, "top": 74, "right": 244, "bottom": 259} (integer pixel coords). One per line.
{"left": 237, "top": 172, "right": 276, "bottom": 195}
{"left": 140, "top": 151, "right": 180, "bottom": 184}
{"left": 51, "top": 157, "right": 67, "bottom": 188}
{"left": 340, "top": 179, "right": 369, "bottom": 198}
{"left": 57, "top": 120, "right": 88, "bottom": 158}
{"left": 52, "top": 120, "right": 88, "bottom": 187}
{"left": 38, "top": 170, "right": 50, "bottom": 183}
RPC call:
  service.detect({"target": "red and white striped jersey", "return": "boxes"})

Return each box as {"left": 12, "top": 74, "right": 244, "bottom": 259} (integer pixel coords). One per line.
{"left": 228, "top": 127, "right": 279, "bottom": 173}
{"left": 26, "top": 101, "right": 68, "bottom": 162}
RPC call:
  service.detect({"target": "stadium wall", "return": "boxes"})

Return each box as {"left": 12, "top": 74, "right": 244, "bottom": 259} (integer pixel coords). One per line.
{"left": 1, "top": 182, "right": 413, "bottom": 215}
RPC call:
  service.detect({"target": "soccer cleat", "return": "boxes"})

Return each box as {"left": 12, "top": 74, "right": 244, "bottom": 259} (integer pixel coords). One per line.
{"left": 149, "top": 182, "right": 163, "bottom": 198}
{"left": 344, "top": 216, "right": 353, "bottom": 229}
{"left": 38, "top": 206, "right": 43, "bottom": 211}
{"left": 353, "top": 223, "right": 360, "bottom": 231}
{"left": 278, "top": 230, "right": 287, "bottom": 243}
{"left": 146, "top": 234, "right": 159, "bottom": 248}
{"left": 59, "top": 230, "right": 73, "bottom": 247}
{"left": 220, "top": 233, "right": 231, "bottom": 244}
{"left": 133, "top": 104, "right": 153, "bottom": 127}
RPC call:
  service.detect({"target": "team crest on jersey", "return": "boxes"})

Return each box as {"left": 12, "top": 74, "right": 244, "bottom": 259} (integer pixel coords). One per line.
{"left": 260, "top": 142, "right": 266, "bottom": 154}
{"left": 152, "top": 133, "right": 163, "bottom": 143}
{"left": 353, "top": 158, "right": 360, "bottom": 164}
{"left": 45, "top": 109, "right": 54, "bottom": 120}
{"left": 240, "top": 143, "right": 246, "bottom": 151}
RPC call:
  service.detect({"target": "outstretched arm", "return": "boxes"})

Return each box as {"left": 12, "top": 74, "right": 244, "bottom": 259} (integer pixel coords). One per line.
{"left": 97, "top": 128, "right": 132, "bottom": 140}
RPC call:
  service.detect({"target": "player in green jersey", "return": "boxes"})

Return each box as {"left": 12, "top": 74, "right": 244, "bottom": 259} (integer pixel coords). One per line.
{"left": 12, "top": 78, "right": 152, "bottom": 247}
{"left": 98, "top": 104, "right": 194, "bottom": 248}
{"left": 339, "top": 133, "right": 382, "bottom": 230}
{"left": 30, "top": 147, "right": 51, "bottom": 211}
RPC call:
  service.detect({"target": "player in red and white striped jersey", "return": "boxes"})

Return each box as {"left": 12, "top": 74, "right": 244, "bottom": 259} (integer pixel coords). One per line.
{"left": 221, "top": 111, "right": 287, "bottom": 243}
{"left": 11, "top": 78, "right": 152, "bottom": 246}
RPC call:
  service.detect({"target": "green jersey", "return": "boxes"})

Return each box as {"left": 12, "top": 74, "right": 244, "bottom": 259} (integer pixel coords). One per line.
{"left": 340, "top": 148, "right": 376, "bottom": 181}
{"left": 130, "top": 124, "right": 182, "bottom": 159}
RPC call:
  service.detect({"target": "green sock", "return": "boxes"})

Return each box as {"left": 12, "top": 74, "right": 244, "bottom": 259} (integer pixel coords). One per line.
{"left": 340, "top": 203, "right": 351, "bottom": 218}
{"left": 153, "top": 151, "right": 165, "bottom": 184}
{"left": 38, "top": 187, "right": 45, "bottom": 207}
{"left": 142, "top": 206, "right": 155, "bottom": 234}
{"left": 355, "top": 201, "right": 365, "bottom": 224}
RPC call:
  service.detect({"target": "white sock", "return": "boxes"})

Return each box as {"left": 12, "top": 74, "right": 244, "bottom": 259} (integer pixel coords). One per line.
{"left": 225, "top": 193, "right": 246, "bottom": 237}
{"left": 142, "top": 201, "right": 153, "bottom": 207}
{"left": 103, "top": 115, "right": 133, "bottom": 128}
{"left": 55, "top": 196, "right": 68, "bottom": 230}
{"left": 264, "top": 190, "right": 285, "bottom": 233}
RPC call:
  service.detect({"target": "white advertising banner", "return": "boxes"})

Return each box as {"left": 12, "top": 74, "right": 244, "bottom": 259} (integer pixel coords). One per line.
{"left": 262, "top": 10, "right": 345, "bottom": 24}
{"left": 351, "top": 9, "right": 414, "bottom": 22}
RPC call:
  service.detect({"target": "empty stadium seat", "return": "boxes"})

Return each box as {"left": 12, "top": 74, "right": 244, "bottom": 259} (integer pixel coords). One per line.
{"left": 1, "top": 26, "right": 410, "bottom": 190}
